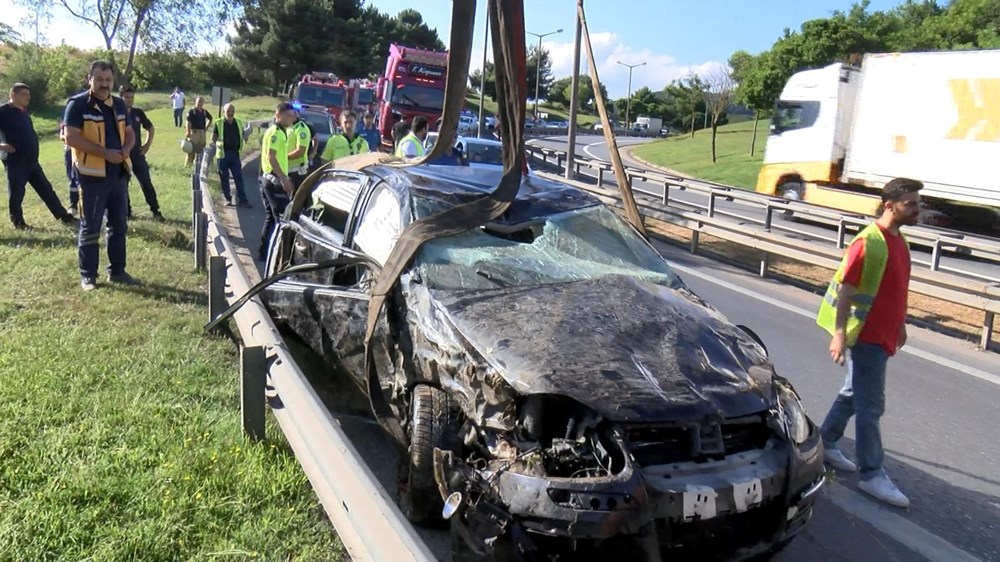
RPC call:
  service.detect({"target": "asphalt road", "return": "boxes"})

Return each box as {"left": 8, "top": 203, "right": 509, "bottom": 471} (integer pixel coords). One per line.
{"left": 212, "top": 153, "right": 1000, "bottom": 562}
{"left": 526, "top": 134, "right": 1000, "bottom": 285}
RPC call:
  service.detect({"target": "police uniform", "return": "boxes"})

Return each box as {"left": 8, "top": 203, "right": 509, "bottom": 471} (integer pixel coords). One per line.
{"left": 258, "top": 123, "right": 290, "bottom": 260}
{"left": 64, "top": 90, "right": 133, "bottom": 284}
{"left": 321, "top": 132, "right": 369, "bottom": 162}
{"left": 287, "top": 118, "right": 313, "bottom": 190}
{"left": 125, "top": 105, "right": 161, "bottom": 219}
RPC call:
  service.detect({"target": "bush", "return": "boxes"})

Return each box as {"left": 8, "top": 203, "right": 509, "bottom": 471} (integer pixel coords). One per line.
{"left": 1, "top": 44, "right": 90, "bottom": 106}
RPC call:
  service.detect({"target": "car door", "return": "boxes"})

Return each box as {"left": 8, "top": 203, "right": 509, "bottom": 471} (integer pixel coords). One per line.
{"left": 263, "top": 171, "right": 385, "bottom": 386}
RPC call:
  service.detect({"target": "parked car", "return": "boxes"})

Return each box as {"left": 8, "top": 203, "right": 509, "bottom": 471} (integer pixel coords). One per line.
{"left": 259, "top": 162, "right": 825, "bottom": 561}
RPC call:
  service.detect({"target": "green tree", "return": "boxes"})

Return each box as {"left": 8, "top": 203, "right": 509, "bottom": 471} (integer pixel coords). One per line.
{"left": 390, "top": 8, "right": 446, "bottom": 51}
{"left": 546, "top": 76, "right": 572, "bottom": 107}
{"left": 527, "top": 45, "right": 554, "bottom": 103}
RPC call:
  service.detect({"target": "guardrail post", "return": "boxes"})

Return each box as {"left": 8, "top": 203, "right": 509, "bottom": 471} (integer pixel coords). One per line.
{"left": 597, "top": 167, "right": 604, "bottom": 185}
{"left": 628, "top": 174, "right": 635, "bottom": 190}
{"left": 662, "top": 182, "right": 670, "bottom": 206}
{"left": 931, "top": 240, "right": 942, "bottom": 271}
{"left": 982, "top": 312, "right": 995, "bottom": 350}
{"left": 764, "top": 205, "right": 774, "bottom": 232}
{"left": 708, "top": 193, "right": 717, "bottom": 218}
{"left": 574, "top": 161, "right": 581, "bottom": 177}
{"left": 836, "top": 218, "right": 847, "bottom": 249}
{"left": 195, "top": 211, "right": 207, "bottom": 271}
{"left": 556, "top": 153, "right": 564, "bottom": 172}
{"left": 690, "top": 231, "right": 700, "bottom": 254}
{"left": 209, "top": 255, "right": 227, "bottom": 325}
{"left": 241, "top": 345, "right": 267, "bottom": 442}
{"left": 759, "top": 252, "right": 770, "bottom": 278}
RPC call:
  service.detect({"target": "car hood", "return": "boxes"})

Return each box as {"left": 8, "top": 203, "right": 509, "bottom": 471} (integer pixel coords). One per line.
{"left": 429, "top": 275, "right": 776, "bottom": 423}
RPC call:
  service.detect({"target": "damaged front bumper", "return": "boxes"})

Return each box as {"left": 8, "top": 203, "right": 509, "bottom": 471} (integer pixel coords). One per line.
{"left": 444, "top": 428, "right": 824, "bottom": 560}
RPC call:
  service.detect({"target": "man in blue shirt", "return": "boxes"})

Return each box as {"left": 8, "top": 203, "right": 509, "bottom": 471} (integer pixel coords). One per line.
{"left": 0, "top": 83, "right": 76, "bottom": 230}
{"left": 64, "top": 60, "right": 137, "bottom": 291}
{"left": 119, "top": 86, "right": 163, "bottom": 221}
{"left": 358, "top": 112, "right": 382, "bottom": 153}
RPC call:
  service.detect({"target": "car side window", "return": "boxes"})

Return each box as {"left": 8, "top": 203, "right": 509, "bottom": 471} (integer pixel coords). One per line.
{"left": 352, "top": 183, "right": 403, "bottom": 266}
{"left": 308, "top": 172, "right": 366, "bottom": 240}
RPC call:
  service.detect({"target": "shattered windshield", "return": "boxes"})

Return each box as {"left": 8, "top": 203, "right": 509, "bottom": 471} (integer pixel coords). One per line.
{"left": 415, "top": 204, "right": 680, "bottom": 290}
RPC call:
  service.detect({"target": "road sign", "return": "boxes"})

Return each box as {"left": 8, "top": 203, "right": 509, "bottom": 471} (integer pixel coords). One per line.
{"left": 211, "top": 86, "right": 232, "bottom": 117}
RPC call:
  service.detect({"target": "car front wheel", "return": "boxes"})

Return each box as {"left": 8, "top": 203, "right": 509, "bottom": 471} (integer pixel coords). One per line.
{"left": 399, "top": 384, "right": 459, "bottom": 525}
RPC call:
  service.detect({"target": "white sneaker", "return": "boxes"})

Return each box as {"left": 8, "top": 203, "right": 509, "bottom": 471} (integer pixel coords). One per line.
{"left": 823, "top": 448, "right": 858, "bottom": 472}
{"left": 858, "top": 474, "right": 910, "bottom": 508}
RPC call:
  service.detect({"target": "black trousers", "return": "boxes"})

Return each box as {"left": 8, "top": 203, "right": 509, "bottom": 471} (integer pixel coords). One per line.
{"left": 258, "top": 176, "right": 290, "bottom": 260}
{"left": 4, "top": 160, "right": 68, "bottom": 225}
{"left": 126, "top": 154, "right": 160, "bottom": 216}
{"left": 173, "top": 108, "right": 183, "bottom": 127}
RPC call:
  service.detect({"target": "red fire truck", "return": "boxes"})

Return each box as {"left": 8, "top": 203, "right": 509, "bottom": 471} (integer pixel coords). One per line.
{"left": 375, "top": 44, "right": 449, "bottom": 149}
{"left": 348, "top": 78, "right": 378, "bottom": 115}
{"left": 291, "top": 71, "right": 348, "bottom": 120}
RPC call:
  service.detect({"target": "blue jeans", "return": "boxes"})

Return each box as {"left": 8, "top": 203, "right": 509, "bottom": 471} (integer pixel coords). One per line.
{"left": 78, "top": 166, "right": 129, "bottom": 278}
{"left": 218, "top": 150, "right": 247, "bottom": 203}
{"left": 820, "top": 341, "right": 889, "bottom": 481}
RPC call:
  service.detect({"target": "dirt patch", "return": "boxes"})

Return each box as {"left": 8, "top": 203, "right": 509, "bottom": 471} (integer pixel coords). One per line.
{"left": 646, "top": 221, "right": 998, "bottom": 350}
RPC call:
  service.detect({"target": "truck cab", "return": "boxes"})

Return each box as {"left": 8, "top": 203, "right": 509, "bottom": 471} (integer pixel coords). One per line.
{"left": 293, "top": 72, "right": 348, "bottom": 121}
{"left": 376, "top": 44, "right": 449, "bottom": 150}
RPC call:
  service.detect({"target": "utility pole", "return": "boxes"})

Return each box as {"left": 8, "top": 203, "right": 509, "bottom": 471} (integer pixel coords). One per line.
{"left": 477, "top": 0, "right": 489, "bottom": 139}
{"left": 617, "top": 60, "right": 646, "bottom": 128}
{"left": 526, "top": 28, "right": 562, "bottom": 121}
{"left": 565, "top": 14, "right": 582, "bottom": 180}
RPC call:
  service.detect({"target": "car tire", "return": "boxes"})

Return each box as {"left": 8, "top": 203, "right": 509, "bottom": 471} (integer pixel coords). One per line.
{"left": 400, "top": 384, "right": 459, "bottom": 525}
{"left": 777, "top": 181, "right": 804, "bottom": 221}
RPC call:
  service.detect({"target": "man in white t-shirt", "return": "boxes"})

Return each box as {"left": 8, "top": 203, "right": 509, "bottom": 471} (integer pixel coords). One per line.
{"left": 170, "top": 86, "right": 186, "bottom": 128}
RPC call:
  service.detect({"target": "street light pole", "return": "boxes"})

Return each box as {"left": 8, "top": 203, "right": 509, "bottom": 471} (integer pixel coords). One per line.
{"left": 617, "top": 60, "right": 645, "bottom": 128}
{"left": 478, "top": 0, "right": 488, "bottom": 138}
{"left": 527, "top": 28, "right": 562, "bottom": 120}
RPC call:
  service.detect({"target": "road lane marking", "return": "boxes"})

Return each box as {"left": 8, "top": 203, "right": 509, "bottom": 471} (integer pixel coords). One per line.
{"left": 667, "top": 261, "right": 1000, "bottom": 388}
{"left": 827, "top": 483, "right": 982, "bottom": 562}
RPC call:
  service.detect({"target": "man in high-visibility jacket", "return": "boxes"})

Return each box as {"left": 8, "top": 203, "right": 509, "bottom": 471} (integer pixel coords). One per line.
{"left": 287, "top": 111, "right": 314, "bottom": 191}
{"left": 211, "top": 103, "right": 251, "bottom": 207}
{"left": 395, "top": 115, "right": 428, "bottom": 158}
{"left": 816, "top": 177, "right": 922, "bottom": 508}
{"left": 258, "top": 102, "right": 297, "bottom": 262}
{"left": 321, "top": 111, "right": 369, "bottom": 163}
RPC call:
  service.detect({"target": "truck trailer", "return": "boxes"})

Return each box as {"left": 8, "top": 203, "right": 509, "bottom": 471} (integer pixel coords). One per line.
{"left": 756, "top": 50, "right": 1000, "bottom": 230}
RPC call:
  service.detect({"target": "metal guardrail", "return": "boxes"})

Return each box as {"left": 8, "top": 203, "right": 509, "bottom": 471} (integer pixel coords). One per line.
{"left": 191, "top": 152, "right": 436, "bottom": 562}
{"left": 526, "top": 147, "right": 999, "bottom": 349}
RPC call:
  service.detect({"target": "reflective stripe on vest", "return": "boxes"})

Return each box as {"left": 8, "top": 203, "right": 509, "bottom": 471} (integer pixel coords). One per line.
{"left": 816, "top": 223, "right": 906, "bottom": 346}
{"left": 214, "top": 117, "right": 244, "bottom": 158}
{"left": 394, "top": 132, "right": 425, "bottom": 158}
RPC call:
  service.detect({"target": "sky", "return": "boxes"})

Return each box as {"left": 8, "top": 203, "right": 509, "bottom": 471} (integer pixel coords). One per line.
{"left": 2, "top": 0, "right": 902, "bottom": 98}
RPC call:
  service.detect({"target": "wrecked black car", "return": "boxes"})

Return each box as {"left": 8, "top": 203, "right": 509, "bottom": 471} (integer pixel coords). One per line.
{"left": 260, "top": 164, "right": 826, "bottom": 561}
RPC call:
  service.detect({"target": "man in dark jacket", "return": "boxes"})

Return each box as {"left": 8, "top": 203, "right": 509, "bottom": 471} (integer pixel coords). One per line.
{"left": 0, "top": 83, "right": 76, "bottom": 230}
{"left": 119, "top": 86, "right": 163, "bottom": 221}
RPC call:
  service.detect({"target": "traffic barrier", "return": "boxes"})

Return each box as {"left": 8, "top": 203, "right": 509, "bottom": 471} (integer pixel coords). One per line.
{"left": 192, "top": 155, "right": 436, "bottom": 562}
{"left": 528, "top": 147, "right": 1000, "bottom": 349}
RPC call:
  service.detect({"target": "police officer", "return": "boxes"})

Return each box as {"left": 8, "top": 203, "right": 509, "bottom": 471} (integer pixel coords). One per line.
{"left": 321, "top": 111, "right": 369, "bottom": 163}
{"left": 258, "top": 102, "right": 296, "bottom": 262}
{"left": 119, "top": 86, "right": 164, "bottom": 221}
{"left": 211, "top": 103, "right": 251, "bottom": 207}
{"left": 395, "top": 116, "right": 428, "bottom": 158}
{"left": 0, "top": 82, "right": 76, "bottom": 230}
{"left": 287, "top": 110, "right": 314, "bottom": 191}
{"left": 358, "top": 112, "right": 381, "bottom": 153}
{"left": 64, "top": 60, "right": 137, "bottom": 291}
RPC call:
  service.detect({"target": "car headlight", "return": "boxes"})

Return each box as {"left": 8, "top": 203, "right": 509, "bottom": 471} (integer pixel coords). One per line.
{"left": 777, "top": 383, "right": 810, "bottom": 445}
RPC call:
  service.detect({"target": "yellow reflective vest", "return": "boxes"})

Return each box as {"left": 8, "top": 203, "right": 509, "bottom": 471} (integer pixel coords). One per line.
{"left": 394, "top": 132, "right": 425, "bottom": 158}
{"left": 816, "top": 223, "right": 906, "bottom": 346}
{"left": 261, "top": 124, "right": 289, "bottom": 175}
{"left": 213, "top": 117, "right": 244, "bottom": 159}
{"left": 322, "top": 133, "right": 370, "bottom": 162}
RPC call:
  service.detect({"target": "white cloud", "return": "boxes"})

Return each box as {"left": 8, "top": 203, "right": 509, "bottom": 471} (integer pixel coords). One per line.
{"left": 541, "top": 32, "right": 724, "bottom": 99}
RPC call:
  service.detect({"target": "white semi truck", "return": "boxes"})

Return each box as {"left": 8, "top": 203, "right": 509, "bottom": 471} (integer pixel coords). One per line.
{"left": 756, "top": 50, "right": 1000, "bottom": 230}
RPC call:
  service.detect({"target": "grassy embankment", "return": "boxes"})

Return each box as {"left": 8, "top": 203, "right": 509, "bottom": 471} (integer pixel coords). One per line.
{"left": 0, "top": 93, "right": 343, "bottom": 561}
{"left": 631, "top": 119, "right": 768, "bottom": 188}
{"left": 626, "top": 119, "right": 999, "bottom": 345}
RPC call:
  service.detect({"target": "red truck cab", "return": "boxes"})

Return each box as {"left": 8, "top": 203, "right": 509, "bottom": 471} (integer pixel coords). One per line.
{"left": 375, "top": 44, "right": 449, "bottom": 150}
{"left": 293, "top": 72, "right": 348, "bottom": 121}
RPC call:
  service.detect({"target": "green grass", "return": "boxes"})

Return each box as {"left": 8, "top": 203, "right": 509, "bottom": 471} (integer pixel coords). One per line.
{"left": 0, "top": 93, "right": 343, "bottom": 561}
{"left": 464, "top": 94, "right": 599, "bottom": 126}
{"left": 631, "top": 119, "right": 769, "bottom": 189}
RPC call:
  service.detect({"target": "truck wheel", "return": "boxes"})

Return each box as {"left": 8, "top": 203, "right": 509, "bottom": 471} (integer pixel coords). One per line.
{"left": 399, "top": 384, "right": 459, "bottom": 525}
{"left": 777, "top": 181, "right": 804, "bottom": 221}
